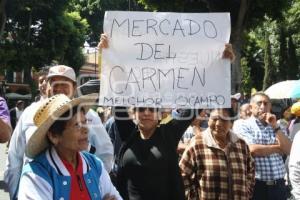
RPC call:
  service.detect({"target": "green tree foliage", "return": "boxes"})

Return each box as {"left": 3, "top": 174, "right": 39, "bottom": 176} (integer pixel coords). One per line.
{"left": 287, "top": 0, "right": 300, "bottom": 33}
{"left": 285, "top": 0, "right": 300, "bottom": 79}
{"left": 0, "top": 0, "right": 88, "bottom": 75}
{"left": 287, "top": 35, "right": 299, "bottom": 79}
{"left": 36, "top": 11, "right": 88, "bottom": 72}
{"left": 0, "top": 0, "right": 7, "bottom": 39}
{"left": 70, "top": 0, "right": 143, "bottom": 43}
{"left": 1, "top": 0, "right": 300, "bottom": 96}
{"left": 242, "top": 32, "right": 264, "bottom": 90}
{"left": 138, "top": 0, "right": 208, "bottom": 12}
{"left": 244, "top": 0, "right": 300, "bottom": 92}
{"left": 240, "top": 57, "right": 252, "bottom": 96}
{"left": 137, "top": 0, "right": 290, "bottom": 92}
{"left": 278, "top": 24, "right": 288, "bottom": 80}
{"left": 243, "top": 17, "right": 293, "bottom": 90}
{"left": 263, "top": 34, "right": 276, "bottom": 90}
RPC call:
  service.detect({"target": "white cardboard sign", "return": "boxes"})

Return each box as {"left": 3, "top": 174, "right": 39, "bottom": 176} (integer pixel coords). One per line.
{"left": 99, "top": 11, "right": 231, "bottom": 108}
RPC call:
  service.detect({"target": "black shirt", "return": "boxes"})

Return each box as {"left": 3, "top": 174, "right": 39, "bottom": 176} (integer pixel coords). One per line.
{"left": 115, "top": 108, "right": 194, "bottom": 200}
{"left": 122, "top": 130, "right": 170, "bottom": 200}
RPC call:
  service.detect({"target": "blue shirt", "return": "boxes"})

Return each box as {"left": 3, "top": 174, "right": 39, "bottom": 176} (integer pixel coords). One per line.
{"left": 18, "top": 148, "right": 122, "bottom": 200}
{"left": 233, "top": 116, "right": 286, "bottom": 181}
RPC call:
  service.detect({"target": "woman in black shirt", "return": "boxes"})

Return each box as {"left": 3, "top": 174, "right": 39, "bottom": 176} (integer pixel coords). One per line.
{"left": 99, "top": 34, "right": 234, "bottom": 200}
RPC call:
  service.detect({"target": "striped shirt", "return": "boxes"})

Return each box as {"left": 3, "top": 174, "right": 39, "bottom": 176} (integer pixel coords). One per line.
{"left": 233, "top": 116, "right": 286, "bottom": 181}
{"left": 179, "top": 129, "right": 255, "bottom": 200}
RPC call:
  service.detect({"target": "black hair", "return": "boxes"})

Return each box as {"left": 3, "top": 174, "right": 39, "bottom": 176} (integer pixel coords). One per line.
{"left": 226, "top": 108, "right": 235, "bottom": 120}
{"left": 48, "top": 106, "right": 84, "bottom": 136}
{"left": 37, "top": 66, "right": 49, "bottom": 76}
{"left": 278, "top": 105, "right": 291, "bottom": 119}
{"left": 133, "top": 107, "right": 159, "bottom": 113}
{"left": 196, "top": 109, "right": 203, "bottom": 115}
{"left": 210, "top": 108, "right": 236, "bottom": 122}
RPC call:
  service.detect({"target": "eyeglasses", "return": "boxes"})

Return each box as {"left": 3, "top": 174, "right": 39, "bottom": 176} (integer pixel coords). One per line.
{"left": 74, "top": 122, "right": 87, "bottom": 130}
{"left": 136, "top": 107, "right": 158, "bottom": 113}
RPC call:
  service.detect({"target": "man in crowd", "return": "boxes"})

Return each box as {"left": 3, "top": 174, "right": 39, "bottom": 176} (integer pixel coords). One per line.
{"left": 9, "top": 100, "right": 24, "bottom": 130}
{"left": 239, "top": 103, "right": 252, "bottom": 120}
{"left": 5, "top": 65, "right": 114, "bottom": 199}
{"left": 233, "top": 92, "right": 291, "bottom": 200}
{"left": 231, "top": 92, "right": 241, "bottom": 116}
{"left": 233, "top": 103, "right": 252, "bottom": 128}
{"left": 34, "top": 68, "right": 48, "bottom": 102}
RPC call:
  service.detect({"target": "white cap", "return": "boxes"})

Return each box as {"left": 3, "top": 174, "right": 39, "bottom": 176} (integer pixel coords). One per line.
{"left": 231, "top": 93, "right": 241, "bottom": 101}
{"left": 47, "top": 65, "right": 76, "bottom": 82}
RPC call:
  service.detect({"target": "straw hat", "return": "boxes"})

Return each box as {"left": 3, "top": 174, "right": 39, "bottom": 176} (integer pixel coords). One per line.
{"left": 25, "top": 93, "right": 97, "bottom": 158}
{"left": 291, "top": 102, "right": 300, "bottom": 116}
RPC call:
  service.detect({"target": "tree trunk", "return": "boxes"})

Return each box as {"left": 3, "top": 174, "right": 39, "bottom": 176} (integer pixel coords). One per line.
{"left": 27, "top": 10, "right": 32, "bottom": 44}
{"left": 0, "top": 0, "right": 7, "bottom": 40}
{"left": 263, "top": 34, "right": 275, "bottom": 90}
{"left": 231, "top": 36, "right": 243, "bottom": 93}
{"left": 287, "top": 36, "right": 299, "bottom": 79}
{"left": 278, "top": 25, "right": 288, "bottom": 80}
{"left": 231, "top": 0, "right": 249, "bottom": 93}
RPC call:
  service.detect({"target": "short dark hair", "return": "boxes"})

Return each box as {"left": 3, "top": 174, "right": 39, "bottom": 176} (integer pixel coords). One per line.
{"left": 37, "top": 66, "right": 50, "bottom": 77}
{"left": 250, "top": 92, "right": 270, "bottom": 103}
{"left": 16, "top": 100, "right": 24, "bottom": 106}
{"left": 210, "top": 108, "right": 236, "bottom": 122}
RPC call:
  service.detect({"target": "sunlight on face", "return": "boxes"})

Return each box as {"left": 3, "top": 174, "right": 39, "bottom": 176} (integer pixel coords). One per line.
{"left": 208, "top": 109, "right": 232, "bottom": 139}
{"left": 47, "top": 76, "right": 76, "bottom": 98}
{"left": 56, "top": 111, "right": 89, "bottom": 153}
{"left": 135, "top": 107, "right": 159, "bottom": 134}
{"left": 38, "top": 75, "right": 47, "bottom": 96}
{"left": 250, "top": 95, "right": 271, "bottom": 120}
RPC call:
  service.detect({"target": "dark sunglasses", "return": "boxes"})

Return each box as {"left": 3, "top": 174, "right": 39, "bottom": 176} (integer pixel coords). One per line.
{"left": 136, "top": 107, "right": 158, "bottom": 113}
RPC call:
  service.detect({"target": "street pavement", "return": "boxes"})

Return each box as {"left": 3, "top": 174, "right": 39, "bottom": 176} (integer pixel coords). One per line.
{"left": 0, "top": 143, "right": 9, "bottom": 199}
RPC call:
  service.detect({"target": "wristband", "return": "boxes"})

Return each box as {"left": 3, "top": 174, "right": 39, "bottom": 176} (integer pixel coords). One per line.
{"left": 273, "top": 127, "right": 281, "bottom": 133}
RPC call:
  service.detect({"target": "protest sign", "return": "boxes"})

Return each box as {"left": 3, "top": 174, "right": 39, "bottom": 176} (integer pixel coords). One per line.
{"left": 99, "top": 11, "right": 231, "bottom": 108}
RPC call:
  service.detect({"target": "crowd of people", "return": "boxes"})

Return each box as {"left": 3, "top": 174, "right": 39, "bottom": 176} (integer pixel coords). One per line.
{"left": 0, "top": 34, "right": 298, "bottom": 200}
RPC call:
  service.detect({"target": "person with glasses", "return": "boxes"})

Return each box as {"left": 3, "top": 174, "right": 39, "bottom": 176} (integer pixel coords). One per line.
{"left": 233, "top": 92, "right": 292, "bottom": 200}
{"left": 5, "top": 65, "right": 114, "bottom": 199}
{"left": 18, "top": 94, "right": 121, "bottom": 200}
{"left": 98, "top": 33, "right": 235, "bottom": 200}
{"left": 112, "top": 106, "right": 194, "bottom": 200}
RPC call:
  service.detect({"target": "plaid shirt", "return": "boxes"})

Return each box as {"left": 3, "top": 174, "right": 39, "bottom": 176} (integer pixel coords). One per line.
{"left": 179, "top": 129, "right": 255, "bottom": 200}
{"left": 233, "top": 116, "right": 286, "bottom": 181}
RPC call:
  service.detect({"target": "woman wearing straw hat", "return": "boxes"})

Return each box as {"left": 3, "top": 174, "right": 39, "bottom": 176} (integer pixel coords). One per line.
{"left": 17, "top": 94, "right": 122, "bottom": 200}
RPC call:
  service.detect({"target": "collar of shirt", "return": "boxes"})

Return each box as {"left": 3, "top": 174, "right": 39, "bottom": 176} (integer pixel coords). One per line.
{"left": 203, "top": 128, "right": 240, "bottom": 149}
{"left": 61, "top": 152, "right": 91, "bottom": 200}
{"left": 61, "top": 152, "right": 82, "bottom": 175}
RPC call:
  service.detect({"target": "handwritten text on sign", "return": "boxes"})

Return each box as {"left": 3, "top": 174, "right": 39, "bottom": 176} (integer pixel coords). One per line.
{"left": 99, "top": 11, "right": 231, "bottom": 108}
